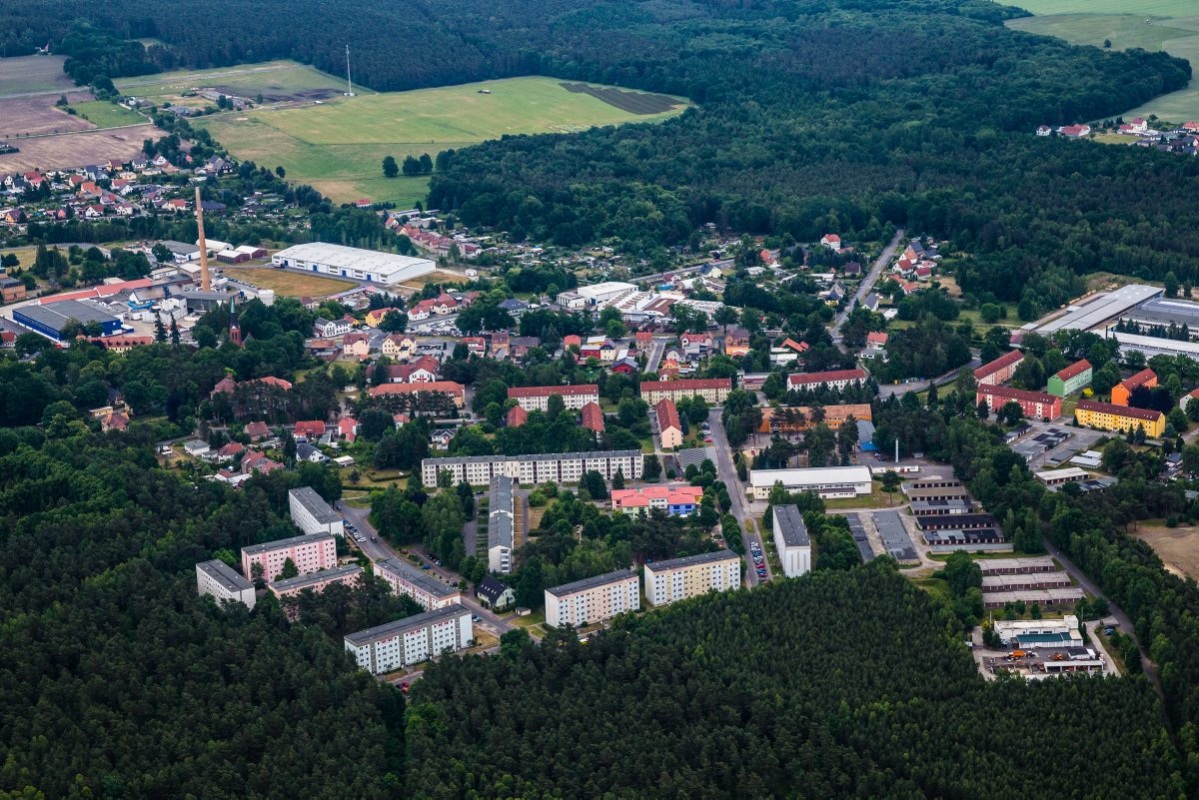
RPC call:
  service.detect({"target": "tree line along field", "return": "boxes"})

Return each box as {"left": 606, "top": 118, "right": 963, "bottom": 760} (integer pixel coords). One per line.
{"left": 1005, "top": 0, "right": 1199, "bottom": 122}
{"left": 192, "top": 75, "right": 688, "bottom": 207}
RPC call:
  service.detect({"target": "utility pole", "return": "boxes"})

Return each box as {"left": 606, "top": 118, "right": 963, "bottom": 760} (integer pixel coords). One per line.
{"left": 345, "top": 45, "right": 354, "bottom": 97}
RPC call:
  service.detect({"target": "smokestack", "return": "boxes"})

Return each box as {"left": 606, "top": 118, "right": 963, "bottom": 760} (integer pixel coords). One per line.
{"left": 195, "top": 186, "right": 211, "bottom": 291}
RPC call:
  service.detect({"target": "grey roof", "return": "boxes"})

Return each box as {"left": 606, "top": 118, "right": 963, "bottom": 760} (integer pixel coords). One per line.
{"left": 242, "top": 533, "right": 334, "bottom": 556}
{"left": 874, "top": 510, "right": 918, "bottom": 561}
{"left": 159, "top": 240, "right": 199, "bottom": 256}
{"left": 773, "top": 504, "right": 810, "bottom": 548}
{"left": 270, "top": 564, "right": 362, "bottom": 592}
{"left": 424, "top": 449, "right": 641, "bottom": 467}
{"left": 476, "top": 575, "right": 512, "bottom": 603}
{"left": 545, "top": 569, "right": 638, "bottom": 598}
{"left": 289, "top": 486, "right": 340, "bottom": 524}
{"left": 197, "top": 559, "right": 253, "bottom": 592}
{"left": 1122, "top": 296, "right": 1199, "bottom": 326}
{"left": 17, "top": 299, "right": 118, "bottom": 330}
{"left": 375, "top": 558, "right": 459, "bottom": 598}
{"left": 647, "top": 549, "right": 740, "bottom": 571}
{"left": 488, "top": 475, "right": 516, "bottom": 551}
{"left": 344, "top": 605, "right": 468, "bottom": 646}
{"left": 909, "top": 498, "right": 973, "bottom": 513}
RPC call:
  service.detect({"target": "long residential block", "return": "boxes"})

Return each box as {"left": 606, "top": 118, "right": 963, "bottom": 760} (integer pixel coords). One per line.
{"left": 488, "top": 475, "right": 526, "bottom": 574}
{"left": 241, "top": 534, "right": 338, "bottom": 583}
{"left": 545, "top": 569, "right": 641, "bottom": 628}
{"left": 772, "top": 504, "right": 812, "bottom": 578}
{"left": 1074, "top": 399, "right": 1165, "bottom": 437}
{"left": 786, "top": 368, "right": 868, "bottom": 393}
{"left": 507, "top": 384, "right": 599, "bottom": 411}
{"left": 643, "top": 550, "right": 741, "bottom": 607}
{"left": 269, "top": 564, "right": 363, "bottom": 600}
{"left": 345, "top": 606, "right": 473, "bottom": 675}
{"left": 288, "top": 486, "right": 344, "bottom": 537}
{"left": 973, "top": 350, "right": 1023, "bottom": 386}
{"left": 196, "top": 559, "right": 256, "bottom": 608}
{"left": 375, "top": 557, "right": 462, "bottom": 610}
{"left": 422, "top": 449, "right": 643, "bottom": 486}
{"left": 1047, "top": 359, "right": 1092, "bottom": 397}
{"left": 976, "top": 385, "right": 1061, "bottom": 421}
{"left": 639, "top": 378, "right": 732, "bottom": 404}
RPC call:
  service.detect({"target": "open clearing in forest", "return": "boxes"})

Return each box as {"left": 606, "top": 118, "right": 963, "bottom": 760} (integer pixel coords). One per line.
{"left": 0, "top": 55, "right": 75, "bottom": 98}
{"left": 222, "top": 267, "right": 357, "bottom": 298}
{"left": 193, "top": 75, "right": 688, "bottom": 207}
{"left": 114, "top": 60, "right": 349, "bottom": 107}
{"left": 1004, "top": 0, "right": 1199, "bottom": 122}
{"left": 1134, "top": 524, "right": 1199, "bottom": 581}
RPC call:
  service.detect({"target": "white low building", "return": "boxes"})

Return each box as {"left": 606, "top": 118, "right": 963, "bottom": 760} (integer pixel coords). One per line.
{"left": 272, "top": 242, "right": 435, "bottom": 286}
{"left": 772, "top": 504, "right": 812, "bottom": 578}
{"left": 345, "top": 606, "right": 473, "bottom": 675}
{"left": 288, "top": 486, "right": 344, "bottom": 537}
{"left": 749, "top": 466, "right": 873, "bottom": 500}
{"left": 195, "top": 559, "right": 256, "bottom": 609}
{"left": 993, "top": 615, "right": 1084, "bottom": 649}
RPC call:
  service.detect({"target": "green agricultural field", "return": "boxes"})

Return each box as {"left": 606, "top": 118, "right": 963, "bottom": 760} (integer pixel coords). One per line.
{"left": 195, "top": 76, "right": 688, "bottom": 206}
{"left": 69, "top": 100, "right": 147, "bottom": 129}
{"left": 114, "top": 60, "right": 348, "bottom": 106}
{"left": 1004, "top": 0, "right": 1199, "bottom": 122}
{"left": 0, "top": 55, "right": 74, "bottom": 98}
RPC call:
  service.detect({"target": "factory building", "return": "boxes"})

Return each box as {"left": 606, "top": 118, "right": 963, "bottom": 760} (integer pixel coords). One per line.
{"left": 272, "top": 242, "right": 435, "bottom": 286}
{"left": 14, "top": 299, "right": 122, "bottom": 341}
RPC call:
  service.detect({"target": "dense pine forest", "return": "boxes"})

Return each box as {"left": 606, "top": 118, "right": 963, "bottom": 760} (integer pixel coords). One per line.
{"left": 408, "top": 564, "right": 1182, "bottom": 798}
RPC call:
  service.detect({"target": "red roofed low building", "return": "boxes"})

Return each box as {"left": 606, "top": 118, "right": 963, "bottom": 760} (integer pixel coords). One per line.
{"left": 462, "top": 336, "right": 486, "bottom": 356}
{"left": 977, "top": 385, "right": 1061, "bottom": 422}
{"left": 506, "top": 404, "right": 528, "bottom": 428}
{"left": 974, "top": 350, "right": 1024, "bottom": 386}
{"left": 508, "top": 384, "right": 599, "bottom": 412}
{"left": 640, "top": 378, "right": 732, "bottom": 404}
{"left": 581, "top": 402, "right": 605, "bottom": 433}
{"left": 245, "top": 421, "right": 271, "bottom": 440}
{"left": 1057, "top": 124, "right": 1091, "bottom": 139}
{"left": 866, "top": 332, "right": 888, "bottom": 347}
{"left": 101, "top": 411, "right": 130, "bottom": 433}
{"left": 294, "top": 420, "right": 327, "bottom": 439}
{"left": 786, "top": 369, "right": 868, "bottom": 393}
{"left": 218, "top": 441, "right": 245, "bottom": 460}
{"left": 563, "top": 334, "right": 582, "bottom": 350}
{"left": 771, "top": 338, "right": 809, "bottom": 365}
{"left": 338, "top": 417, "right": 358, "bottom": 442}
{"left": 368, "top": 381, "right": 465, "bottom": 408}
{"left": 634, "top": 331, "right": 653, "bottom": 350}
{"left": 612, "top": 485, "right": 704, "bottom": 517}
{"left": 820, "top": 233, "right": 842, "bottom": 252}
{"left": 87, "top": 335, "right": 153, "bottom": 353}
{"left": 656, "top": 398, "right": 683, "bottom": 449}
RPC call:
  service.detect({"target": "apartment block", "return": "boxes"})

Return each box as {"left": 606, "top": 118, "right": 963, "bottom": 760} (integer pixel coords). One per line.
{"left": 421, "top": 450, "right": 643, "bottom": 486}
{"left": 545, "top": 569, "right": 641, "bottom": 628}
{"left": 269, "top": 564, "right": 363, "bottom": 600}
{"left": 758, "top": 403, "right": 872, "bottom": 433}
{"left": 288, "top": 486, "right": 344, "bottom": 537}
{"left": 639, "top": 378, "right": 732, "bottom": 405}
{"left": 241, "top": 534, "right": 338, "bottom": 583}
{"left": 973, "top": 350, "right": 1023, "bottom": 386}
{"left": 195, "top": 559, "right": 256, "bottom": 608}
{"left": 488, "top": 474, "right": 527, "bottom": 574}
{"left": 786, "top": 368, "right": 868, "bottom": 393}
{"left": 1046, "top": 359, "right": 1092, "bottom": 397}
{"left": 1111, "top": 368, "right": 1157, "bottom": 406}
{"left": 643, "top": 550, "right": 741, "bottom": 607}
{"left": 367, "top": 381, "right": 466, "bottom": 407}
{"left": 345, "top": 606, "right": 473, "bottom": 675}
{"left": 772, "top": 504, "right": 812, "bottom": 578}
{"left": 507, "top": 384, "right": 600, "bottom": 411}
{"left": 1075, "top": 399, "right": 1165, "bottom": 437}
{"left": 655, "top": 398, "right": 683, "bottom": 449}
{"left": 976, "top": 385, "right": 1061, "bottom": 421}
{"left": 375, "top": 557, "right": 462, "bottom": 609}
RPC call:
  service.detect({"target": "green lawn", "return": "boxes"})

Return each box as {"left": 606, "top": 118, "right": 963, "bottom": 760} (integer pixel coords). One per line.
{"left": 0, "top": 55, "right": 75, "bottom": 98}
{"left": 194, "top": 75, "right": 688, "bottom": 206}
{"left": 114, "top": 60, "right": 348, "bottom": 103}
{"left": 1004, "top": 2, "right": 1199, "bottom": 122}
{"left": 70, "top": 100, "right": 146, "bottom": 129}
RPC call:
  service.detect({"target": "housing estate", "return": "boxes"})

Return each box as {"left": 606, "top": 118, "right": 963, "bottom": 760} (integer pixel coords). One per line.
{"left": 195, "top": 559, "right": 256, "bottom": 608}
{"left": 421, "top": 450, "right": 644, "bottom": 486}
{"left": 374, "top": 557, "right": 462, "bottom": 610}
{"left": 240, "top": 534, "right": 338, "bottom": 583}
{"left": 544, "top": 569, "right": 641, "bottom": 628}
{"left": 507, "top": 384, "right": 600, "bottom": 411}
{"left": 639, "top": 378, "right": 732, "bottom": 404}
{"left": 288, "top": 486, "right": 344, "bottom": 537}
{"left": 344, "top": 606, "right": 473, "bottom": 675}
{"left": 643, "top": 550, "right": 741, "bottom": 607}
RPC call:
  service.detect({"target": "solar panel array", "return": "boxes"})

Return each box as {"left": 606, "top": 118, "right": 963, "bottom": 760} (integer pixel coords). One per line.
{"left": 874, "top": 510, "right": 918, "bottom": 562}
{"left": 843, "top": 513, "right": 876, "bottom": 563}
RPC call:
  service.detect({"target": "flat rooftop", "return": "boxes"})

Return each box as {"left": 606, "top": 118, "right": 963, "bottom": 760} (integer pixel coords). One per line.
{"left": 773, "top": 504, "right": 810, "bottom": 548}
{"left": 270, "top": 564, "right": 362, "bottom": 592}
{"left": 976, "top": 557, "right": 1057, "bottom": 574}
{"left": 647, "top": 549, "right": 740, "bottom": 571}
{"left": 242, "top": 533, "right": 334, "bottom": 556}
{"left": 546, "top": 569, "right": 638, "bottom": 597}
{"left": 344, "top": 605, "right": 468, "bottom": 646}
{"left": 376, "top": 558, "right": 460, "bottom": 598}
{"left": 289, "top": 486, "right": 341, "bottom": 524}
{"left": 197, "top": 559, "right": 252, "bottom": 592}
{"left": 1123, "top": 296, "right": 1199, "bottom": 326}
{"left": 17, "top": 299, "right": 118, "bottom": 330}
{"left": 1032, "top": 284, "right": 1162, "bottom": 334}
{"left": 273, "top": 242, "right": 434, "bottom": 280}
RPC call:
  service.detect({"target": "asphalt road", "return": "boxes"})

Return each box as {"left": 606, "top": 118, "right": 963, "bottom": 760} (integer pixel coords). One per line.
{"left": 336, "top": 500, "right": 516, "bottom": 637}
{"left": 876, "top": 357, "right": 979, "bottom": 399}
{"left": 831, "top": 227, "right": 905, "bottom": 342}
{"left": 706, "top": 408, "right": 769, "bottom": 586}
{"left": 645, "top": 337, "right": 667, "bottom": 373}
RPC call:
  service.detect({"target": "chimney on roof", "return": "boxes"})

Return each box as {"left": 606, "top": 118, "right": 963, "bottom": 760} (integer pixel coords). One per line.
{"left": 195, "top": 186, "right": 211, "bottom": 291}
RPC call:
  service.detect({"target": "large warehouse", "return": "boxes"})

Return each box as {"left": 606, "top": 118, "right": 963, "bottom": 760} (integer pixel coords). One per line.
{"left": 14, "top": 299, "right": 122, "bottom": 341}
{"left": 271, "top": 243, "right": 435, "bottom": 286}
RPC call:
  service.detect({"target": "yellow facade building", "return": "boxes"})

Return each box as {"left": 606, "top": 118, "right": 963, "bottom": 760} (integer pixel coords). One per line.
{"left": 1074, "top": 399, "right": 1165, "bottom": 438}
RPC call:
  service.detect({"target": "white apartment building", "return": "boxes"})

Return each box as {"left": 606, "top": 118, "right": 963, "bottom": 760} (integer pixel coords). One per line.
{"left": 749, "top": 465, "right": 873, "bottom": 501}
{"left": 507, "top": 384, "right": 599, "bottom": 412}
{"left": 639, "top": 378, "right": 732, "bottom": 405}
{"left": 288, "top": 486, "right": 345, "bottom": 537}
{"left": 422, "top": 450, "right": 644, "bottom": 487}
{"left": 195, "top": 559, "right": 256, "bottom": 608}
{"left": 241, "top": 534, "right": 338, "bottom": 583}
{"left": 488, "top": 475, "right": 525, "bottom": 574}
{"left": 345, "top": 606, "right": 473, "bottom": 675}
{"left": 786, "top": 368, "right": 869, "bottom": 393}
{"left": 544, "top": 569, "right": 641, "bottom": 628}
{"left": 375, "top": 557, "right": 462, "bottom": 609}
{"left": 643, "top": 550, "right": 741, "bottom": 607}
{"left": 772, "top": 504, "right": 812, "bottom": 578}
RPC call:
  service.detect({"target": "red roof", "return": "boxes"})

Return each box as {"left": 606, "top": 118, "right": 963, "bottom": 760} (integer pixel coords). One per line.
{"left": 506, "top": 405, "right": 528, "bottom": 427}
{"left": 1119, "top": 368, "right": 1157, "bottom": 391}
{"left": 1077, "top": 399, "right": 1164, "bottom": 422}
{"left": 656, "top": 398, "right": 682, "bottom": 432}
{"left": 368, "top": 381, "right": 465, "bottom": 399}
{"left": 786, "top": 369, "right": 867, "bottom": 387}
{"left": 1054, "top": 359, "right": 1092, "bottom": 382}
{"left": 580, "top": 402, "right": 605, "bottom": 433}
{"left": 294, "top": 420, "right": 326, "bottom": 437}
{"left": 974, "top": 350, "right": 1023, "bottom": 380}
{"left": 640, "top": 378, "right": 732, "bottom": 392}
{"left": 977, "top": 385, "right": 1057, "bottom": 405}
{"left": 866, "top": 332, "right": 888, "bottom": 346}
{"left": 507, "top": 384, "right": 599, "bottom": 398}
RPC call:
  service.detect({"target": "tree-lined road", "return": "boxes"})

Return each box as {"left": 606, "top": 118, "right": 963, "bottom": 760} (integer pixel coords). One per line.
{"left": 832, "top": 227, "right": 905, "bottom": 344}
{"left": 706, "top": 408, "right": 769, "bottom": 586}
